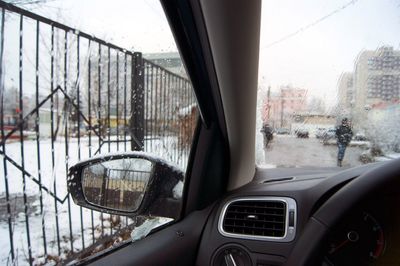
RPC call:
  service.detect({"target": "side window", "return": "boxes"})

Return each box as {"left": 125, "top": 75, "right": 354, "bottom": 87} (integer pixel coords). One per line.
{"left": 0, "top": 1, "right": 197, "bottom": 264}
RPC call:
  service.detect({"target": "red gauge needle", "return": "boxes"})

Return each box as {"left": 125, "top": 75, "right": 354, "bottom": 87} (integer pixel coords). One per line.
{"left": 329, "top": 239, "right": 350, "bottom": 254}
{"left": 329, "top": 231, "right": 359, "bottom": 255}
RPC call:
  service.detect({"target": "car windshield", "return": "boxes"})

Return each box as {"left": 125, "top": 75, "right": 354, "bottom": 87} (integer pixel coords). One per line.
{"left": 256, "top": 0, "right": 400, "bottom": 168}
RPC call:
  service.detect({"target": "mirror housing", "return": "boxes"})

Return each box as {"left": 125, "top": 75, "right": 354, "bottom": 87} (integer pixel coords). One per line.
{"left": 67, "top": 152, "right": 184, "bottom": 219}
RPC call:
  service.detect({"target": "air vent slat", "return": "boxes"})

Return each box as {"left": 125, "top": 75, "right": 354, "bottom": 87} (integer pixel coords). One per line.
{"left": 224, "top": 225, "right": 284, "bottom": 231}
{"left": 229, "top": 204, "right": 284, "bottom": 209}
{"left": 222, "top": 200, "right": 286, "bottom": 238}
{"left": 224, "top": 218, "right": 285, "bottom": 224}
{"left": 225, "top": 211, "right": 285, "bottom": 217}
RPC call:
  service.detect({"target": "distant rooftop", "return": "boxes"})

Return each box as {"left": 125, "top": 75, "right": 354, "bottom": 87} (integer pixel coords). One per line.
{"left": 144, "top": 52, "right": 180, "bottom": 60}
{"left": 144, "top": 52, "right": 187, "bottom": 77}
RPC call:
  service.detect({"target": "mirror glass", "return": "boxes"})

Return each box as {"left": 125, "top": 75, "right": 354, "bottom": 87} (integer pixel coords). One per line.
{"left": 82, "top": 158, "right": 153, "bottom": 212}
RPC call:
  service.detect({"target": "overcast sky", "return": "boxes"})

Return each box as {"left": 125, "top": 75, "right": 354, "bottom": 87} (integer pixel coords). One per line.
{"left": 32, "top": 0, "right": 175, "bottom": 53}
{"left": 259, "top": 0, "right": 400, "bottom": 102}
{"left": 4, "top": 0, "right": 400, "bottom": 103}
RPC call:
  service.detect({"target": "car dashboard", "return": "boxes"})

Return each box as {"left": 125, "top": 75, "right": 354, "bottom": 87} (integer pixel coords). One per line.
{"left": 195, "top": 163, "right": 400, "bottom": 266}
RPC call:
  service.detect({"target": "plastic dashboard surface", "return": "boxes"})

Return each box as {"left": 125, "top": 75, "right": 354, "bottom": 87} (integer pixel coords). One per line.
{"left": 195, "top": 163, "right": 383, "bottom": 266}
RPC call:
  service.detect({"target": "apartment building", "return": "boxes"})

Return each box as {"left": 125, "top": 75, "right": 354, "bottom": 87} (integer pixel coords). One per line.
{"left": 354, "top": 46, "right": 400, "bottom": 112}
{"left": 337, "top": 72, "right": 354, "bottom": 111}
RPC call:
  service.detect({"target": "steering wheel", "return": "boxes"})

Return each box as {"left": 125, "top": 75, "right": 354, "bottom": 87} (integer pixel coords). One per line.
{"left": 286, "top": 158, "right": 400, "bottom": 266}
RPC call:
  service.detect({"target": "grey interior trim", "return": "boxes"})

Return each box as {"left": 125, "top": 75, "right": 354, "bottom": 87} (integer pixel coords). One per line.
{"left": 199, "top": 0, "right": 262, "bottom": 189}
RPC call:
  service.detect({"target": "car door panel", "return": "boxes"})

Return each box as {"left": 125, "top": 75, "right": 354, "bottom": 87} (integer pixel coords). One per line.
{"left": 83, "top": 205, "right": 214, "bottom": 266}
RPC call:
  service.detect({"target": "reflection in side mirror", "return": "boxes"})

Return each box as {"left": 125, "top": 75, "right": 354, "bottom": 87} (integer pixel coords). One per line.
{"left": 82, "top": 158, "right": 153, "bottom": 212}
{"left": 68, "top": 152, "right": 184, "bottom": 218}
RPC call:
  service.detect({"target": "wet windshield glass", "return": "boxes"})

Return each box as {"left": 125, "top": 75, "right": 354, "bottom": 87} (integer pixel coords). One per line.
{"left": 257, "top": 0, "right": 400, "bottom": 168}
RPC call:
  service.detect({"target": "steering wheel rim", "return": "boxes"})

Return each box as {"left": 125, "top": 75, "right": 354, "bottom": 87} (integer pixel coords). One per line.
{"left": 286, "top": 158, "right": 400, "bottom": 266}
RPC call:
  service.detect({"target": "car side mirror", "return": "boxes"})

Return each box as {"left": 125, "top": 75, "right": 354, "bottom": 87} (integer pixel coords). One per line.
{"left": 67, "top": 152, "right": 184, "bottom": 219}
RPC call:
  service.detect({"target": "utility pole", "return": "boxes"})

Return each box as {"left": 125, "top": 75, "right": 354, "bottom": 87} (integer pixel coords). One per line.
{"left": 280, "top": 88, "right": 284, "bottom": 128}
{"left": 267, "top": 86, "right": 271, "bottom": 122}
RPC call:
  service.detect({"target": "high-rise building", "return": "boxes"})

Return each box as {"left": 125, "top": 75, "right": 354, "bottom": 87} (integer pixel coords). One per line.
{"left": 353, "top": 46, "right": 400, "bottom": 113}
{"left": 337, "top": 72, "right": 354, "bottom": 111}
{"left": 336, "top": 46, "right": 400, "bottom": 126}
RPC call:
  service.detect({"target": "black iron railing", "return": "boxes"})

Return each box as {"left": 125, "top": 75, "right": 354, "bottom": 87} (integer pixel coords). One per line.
{"left": 0, "top": 1, "right": 197, "bottom": 265}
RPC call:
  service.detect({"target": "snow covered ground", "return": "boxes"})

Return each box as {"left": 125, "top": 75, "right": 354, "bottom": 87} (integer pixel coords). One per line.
{"left": 375, "top": 152, "right": 400, "bottom": 162}
{"left": 0, "top": 135, "right": 187, "bottom": 265}
{"left": 322, "top": 138, "right": 371, "bottom": 148}
{"left": 261, "top": 135, "right": 366, "bottom": 168}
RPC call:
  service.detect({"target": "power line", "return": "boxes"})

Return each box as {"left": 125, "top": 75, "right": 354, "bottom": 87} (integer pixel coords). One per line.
{"left": 262, "top": 0, "right": 359, "bottom": 50}
{"left": 4, "top": 0, "right": 55, "bottom": 6}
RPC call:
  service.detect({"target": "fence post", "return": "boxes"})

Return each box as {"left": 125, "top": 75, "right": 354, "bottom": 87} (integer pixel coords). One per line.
{"left": 131, "top": 52, "right": 144, "bottom": 151}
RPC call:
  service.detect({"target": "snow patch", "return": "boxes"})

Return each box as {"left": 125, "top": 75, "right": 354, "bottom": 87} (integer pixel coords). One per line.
{"left": 173, "top": 181, "right": 183, "bottom": 199}
{"left": 130, "top": 217, "right": 172, "bottom": 242}
{"left": 375, "top": 153, "right": 400, "bottom": 162}
{"left": 256, "top": 164, "right": 277, "bottom": 169}
{"left": 177, "top": 104, "right": 196, "bottom": 117}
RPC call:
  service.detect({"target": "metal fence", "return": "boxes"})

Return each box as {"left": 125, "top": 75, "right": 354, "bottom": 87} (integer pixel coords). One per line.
{"left": 83, "top": 168, "right": 151, "bottom": 212}
{"left": 0, "top": 1, "right": 197, "bottom": 265}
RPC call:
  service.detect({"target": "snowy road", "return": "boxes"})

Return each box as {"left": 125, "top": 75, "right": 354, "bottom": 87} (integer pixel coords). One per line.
{"left": 262, "top": 135, "right": 366, "bottom": 168}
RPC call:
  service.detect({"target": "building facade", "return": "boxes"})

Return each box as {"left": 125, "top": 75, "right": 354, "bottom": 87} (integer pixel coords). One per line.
{"left": 354, "top": 46, "right": 400, "bottom": 116}
{"left": 263, "top": 86, "right": 308, "bottom": 128}
{"left": 337, "top": 46, "right": 400, "bottom": 128}
{"left": 337, "top": 72, "right": 354, "bottom": 112}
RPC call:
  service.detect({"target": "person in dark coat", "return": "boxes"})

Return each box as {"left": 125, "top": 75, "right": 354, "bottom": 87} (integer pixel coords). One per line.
{"left": 261, "top": 123, "right": 273, "bottom": 148}
{"left": 335, "top": 118, "right": 353, "bottom": 167}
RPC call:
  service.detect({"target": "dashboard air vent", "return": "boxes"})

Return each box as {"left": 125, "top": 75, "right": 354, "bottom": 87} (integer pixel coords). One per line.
{"left": 219, "top": 197, "right": 297, "bottom": 242}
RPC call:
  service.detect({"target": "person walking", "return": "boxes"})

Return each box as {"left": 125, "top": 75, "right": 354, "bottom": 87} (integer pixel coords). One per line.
{"left": 335, "top": 118, "right": 353, "bottom": 167}
{"left": 261, "top": 123, "right": 273, "bottom": 148}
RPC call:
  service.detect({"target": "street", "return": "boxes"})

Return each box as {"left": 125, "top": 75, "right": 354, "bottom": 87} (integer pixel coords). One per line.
{"left": 262, "top": 135, "right": 366, "bottom": 168}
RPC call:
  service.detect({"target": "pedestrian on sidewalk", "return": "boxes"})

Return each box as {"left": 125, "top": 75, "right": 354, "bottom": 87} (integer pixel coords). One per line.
{"left": 335, "top": 118, "right": 353, "bottom": 167}
{"left": 261, "top": 123, "right": 273, "bottom": 148}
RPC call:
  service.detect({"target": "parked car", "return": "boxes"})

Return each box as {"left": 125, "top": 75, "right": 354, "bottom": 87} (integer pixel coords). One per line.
{"left": 322, "top": 128, "right": 336, "bottom": 144}
{"left": 315, "top": 128, "right": 327, "bottom": 139}
{"left": 353, "top": 132, "right": 368, "bottom": 141}
{"left": 296, "top": 129, "right": 309, "bottom": 138}
{"left": 275, "top": 128, "right": 291, "bottom": 135}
